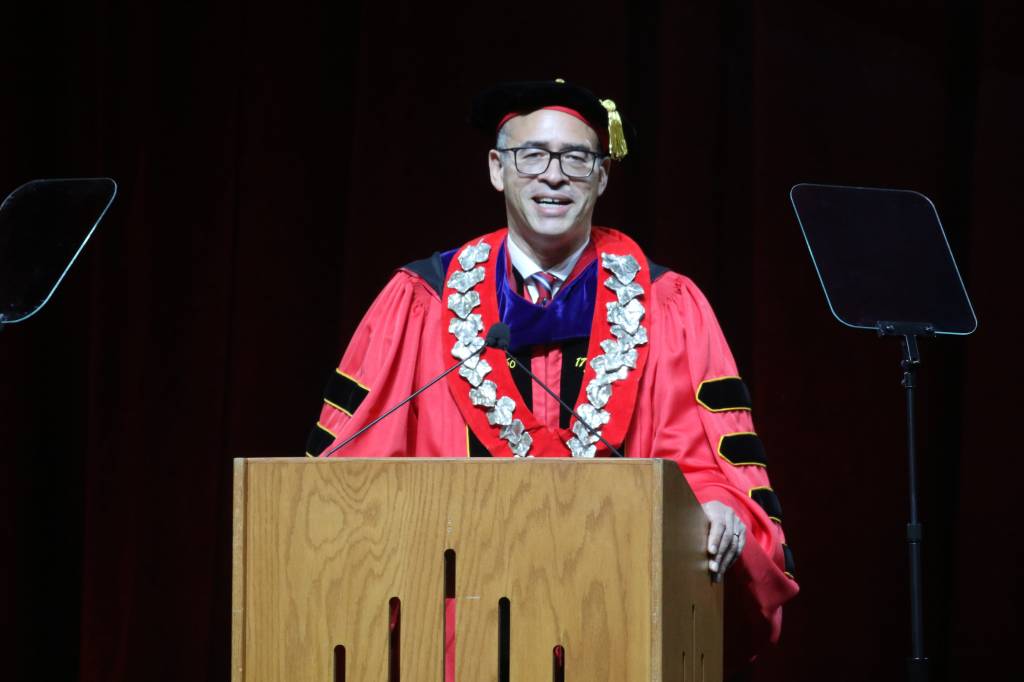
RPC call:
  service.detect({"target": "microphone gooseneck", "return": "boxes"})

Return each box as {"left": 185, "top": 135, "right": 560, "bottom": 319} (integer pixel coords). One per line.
{"left": 321, "top": 323, "right": 506, "bottom": 458}
{"left": 503, "top": 348, "right": 625, "bottom": 458}
{"left": 320, "top": 320, "right": 622, "bottom": 459}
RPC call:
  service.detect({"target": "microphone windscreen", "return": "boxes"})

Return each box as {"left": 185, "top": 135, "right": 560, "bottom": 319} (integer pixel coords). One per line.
{"left": 485, "top": 322, "right": 511, "bottom": 350}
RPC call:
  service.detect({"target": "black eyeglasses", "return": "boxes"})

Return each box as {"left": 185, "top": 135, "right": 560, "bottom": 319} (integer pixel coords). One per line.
{"left": 496, "top": 147, "right": 605, "bottom": 179}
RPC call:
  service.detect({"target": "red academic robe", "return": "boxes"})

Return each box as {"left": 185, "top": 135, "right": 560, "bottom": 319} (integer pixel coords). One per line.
{"left": 309, "top": 227, "right": 799, "bottom": 670}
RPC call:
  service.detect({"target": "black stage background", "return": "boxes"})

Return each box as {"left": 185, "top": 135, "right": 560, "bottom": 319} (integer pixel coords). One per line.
{"left": 1, "top": 1, "right": 1020, "bottom": 680}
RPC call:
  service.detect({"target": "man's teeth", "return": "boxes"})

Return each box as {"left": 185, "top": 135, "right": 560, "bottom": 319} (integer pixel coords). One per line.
{"left": 537, "top": 198, "right": 567, "bottom": 204}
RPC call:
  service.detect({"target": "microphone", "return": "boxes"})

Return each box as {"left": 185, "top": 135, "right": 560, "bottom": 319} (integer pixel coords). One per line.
{"left": 484, "top": 322, "right": 511, "bottom": 350}
{"left": 490, "top": 323, "right": 625, "bottom": 458}
{"left": 321, "top": 323, "right": 509, "bottom": 457}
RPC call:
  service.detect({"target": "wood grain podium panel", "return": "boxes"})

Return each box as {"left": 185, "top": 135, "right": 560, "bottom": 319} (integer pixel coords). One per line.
{"left": 233, "top": 458, "right": 721, "bottom": 682}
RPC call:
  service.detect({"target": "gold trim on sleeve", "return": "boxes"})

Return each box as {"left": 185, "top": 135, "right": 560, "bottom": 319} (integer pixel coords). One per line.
{"left": 336, "top": 368, "right": 370, "bottom": 391}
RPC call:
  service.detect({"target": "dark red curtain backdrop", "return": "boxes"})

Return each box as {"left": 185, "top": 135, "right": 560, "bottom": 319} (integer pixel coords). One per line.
{"left": 1, "top": 1, "right": 1020, "bottom": 680}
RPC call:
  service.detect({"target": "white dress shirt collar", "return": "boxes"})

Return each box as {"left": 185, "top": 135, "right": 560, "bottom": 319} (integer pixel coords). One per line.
{"left": 506, "top": 234, "right": 589, "bottom": 283}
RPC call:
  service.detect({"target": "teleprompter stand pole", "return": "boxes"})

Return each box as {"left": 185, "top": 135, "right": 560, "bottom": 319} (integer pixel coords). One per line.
{"left": 878, "top": 321, "right": 934, "bottom": 682}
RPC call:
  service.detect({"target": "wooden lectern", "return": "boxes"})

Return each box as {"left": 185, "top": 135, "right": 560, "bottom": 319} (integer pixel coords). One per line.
{"left": 232, "top": 458, "right": 722, "bottom": 681}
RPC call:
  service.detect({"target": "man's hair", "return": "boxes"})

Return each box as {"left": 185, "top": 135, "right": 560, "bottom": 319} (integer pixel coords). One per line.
{"left": 494, "top": 119, "right": 602, "bottom": 153}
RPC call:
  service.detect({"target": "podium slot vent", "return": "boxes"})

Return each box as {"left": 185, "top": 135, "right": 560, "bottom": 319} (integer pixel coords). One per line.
{"left": 444, "top": 549, "right": 456, "bottom": 598}
{"left": 333, "top": 644, "right": 345, "bottom": 682}
{"left": 444, "top": 550, "right": 456, "bottom": 682}
{"left": 691, "top": 604, "right": 696, "bottom": 682}
{"left": 388, "top": 597, "right": 401, "bottom": 682}
{"left": 553, "top": 645, "right": 565, "bottom": 682}
{"left": 498, "top": 597, "right": 510, "bottom": 682}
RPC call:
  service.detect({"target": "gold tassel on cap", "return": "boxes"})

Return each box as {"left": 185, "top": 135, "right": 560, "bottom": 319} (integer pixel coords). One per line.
{"left": 600, "top": 98, "right": 628, "bottom": 161}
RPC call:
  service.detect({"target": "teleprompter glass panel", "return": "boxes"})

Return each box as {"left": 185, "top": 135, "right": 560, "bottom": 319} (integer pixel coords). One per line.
{"left": 790, "top": 183, "right": 977, "bottom": 336}
{"left": 0, "top": 178, "right": 116, "bottom": 324}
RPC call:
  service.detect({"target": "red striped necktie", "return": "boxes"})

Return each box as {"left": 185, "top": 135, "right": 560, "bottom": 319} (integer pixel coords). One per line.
{"left": 529, "top": 271, "right": 561, "bottom": 306}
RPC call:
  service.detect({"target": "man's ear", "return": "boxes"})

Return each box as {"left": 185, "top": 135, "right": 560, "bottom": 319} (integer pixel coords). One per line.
{"left": 596, "top": 157, "right": 611, "bottom": 196}
{"left": 488, "top": 149, "right": 505, "bottom": 192}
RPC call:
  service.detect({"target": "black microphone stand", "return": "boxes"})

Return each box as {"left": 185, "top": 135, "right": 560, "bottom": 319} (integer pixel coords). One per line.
{"left": 878, "top": 321, "right": 934, "bottom": 682}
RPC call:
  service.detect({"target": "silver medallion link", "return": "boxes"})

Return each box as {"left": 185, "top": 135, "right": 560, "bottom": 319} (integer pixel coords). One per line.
{"left": 452, "top": 336, "right": 485, "bottom": 360}
{"left": 459, "top": 358, "right": 492, "bottom": 387}
{"left": 610, "top": 324, "right": 648, "bottom": 347}
{"left": 469, "top": 379, "right": 498, "bottom": 407}
{"left": 447, "top": 267, "right": 486, "bottom": 294}
{"left": 601, "top": 253, "right": 641, "bottom": 284}
{"left": 458, "top": 242, "right": 491, "bottom": 271}
{"left": 606, "top": 298, "right": 644, "bottom": 335}
{"left": 487, "top": 396, "right": 516, "bottom": 427}
{"left": 500, "top": 420, "right": 533, "bottom": 458}
{"left": 447, "top": 291, "right": 480, "bottom": 320}
{"left": 604, "top": 276, "right": 643, "bottom": 305}
{"left": 449, "top": 313, "right": 483, "bottom": 344}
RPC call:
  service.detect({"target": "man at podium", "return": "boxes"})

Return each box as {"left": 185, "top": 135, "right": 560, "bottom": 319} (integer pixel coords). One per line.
{"left": 306, "top": 80, "right": 798, "bottom": 672}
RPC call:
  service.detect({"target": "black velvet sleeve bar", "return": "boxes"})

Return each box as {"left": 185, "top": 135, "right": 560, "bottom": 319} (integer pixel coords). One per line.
{"left": 717, "top": 432, "right": 768, "bottom": 467}
{"left": 305, "top": 422, "right": 335, "bottom": 457}
{"left": 750, "top": 487, "right": 784, "bottom": 523}
{"left": 696, "top": 376, "right": 753, "bottom": 412}
{"left": 324, "top": 370, "right": 369, "bottom": 417}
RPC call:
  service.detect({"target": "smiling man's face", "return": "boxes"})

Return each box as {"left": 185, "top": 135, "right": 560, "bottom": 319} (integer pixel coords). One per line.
{"left": 488, "top": 109, "right": 609, "bottom": 259}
